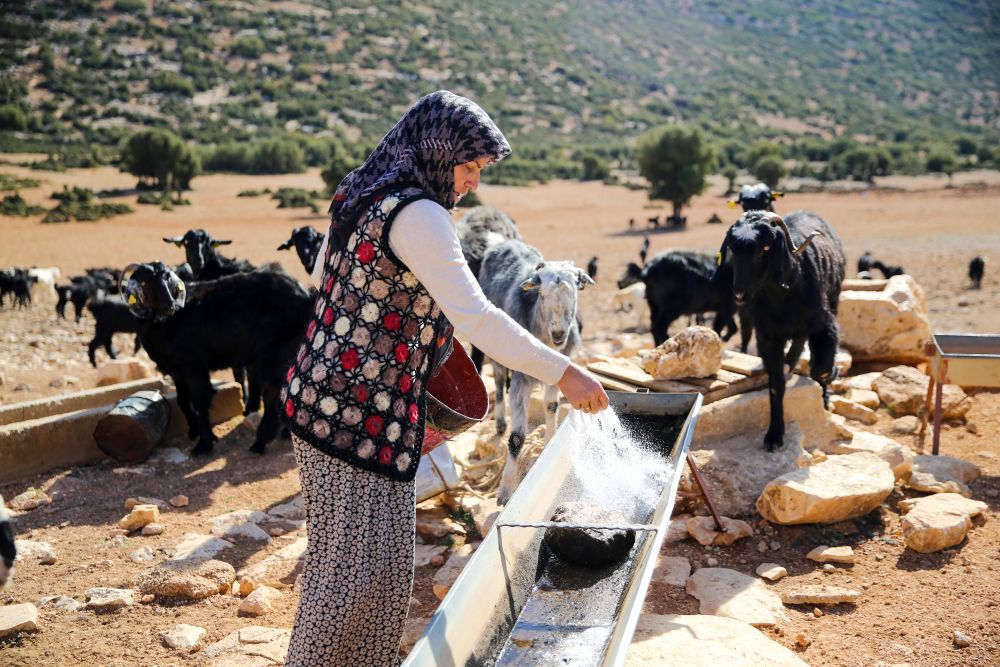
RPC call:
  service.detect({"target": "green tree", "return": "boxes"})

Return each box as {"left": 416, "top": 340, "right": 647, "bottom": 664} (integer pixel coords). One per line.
{"left": 753, "top": 155, "right": 786, "bottom": 189}
{"left": 320, "top": 140, "right": 359, "bottom": 193}
{"left": 721, "top": 164, "right": 739, "bottom": 195}
{"left": 0, "top": 104, "right": 27, "bottom": 131}
{"left": 230, "top": 35, "right": 265, "bottom": 58}
{"left": 744, "top": 141, "right": 782, "bottom": 170}
{"left": 635, "top": 124, "right": 713, "bottom": 220}
{"left": 121, "top": 128, "right": 200, "bottom": 195}
{"left": 579, "top": 153, "right": 610, "bottom": 181}
{"left": 926, "top": 149, "right": 958, "bottom": 183}
{"left": 831, "top": 146, "right": 892, "bottom": 182}
{"left": 252, "top": 138, "right": 306, "bottom": 174}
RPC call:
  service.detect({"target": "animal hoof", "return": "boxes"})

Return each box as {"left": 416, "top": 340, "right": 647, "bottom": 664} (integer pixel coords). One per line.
{"left": 249, "top": 443, "right": 266, "bottom": 455}
{"left": 191, "top": 442, "right": 213, "bottom": 456}
{"left": 764, "top": 434, "right": 784, "bottom": 452}
{"left": 497, "top": 488, "right": 510, "bottom": 506}
{"left": 496, "top": 419, "right": 507, "bottom": 435}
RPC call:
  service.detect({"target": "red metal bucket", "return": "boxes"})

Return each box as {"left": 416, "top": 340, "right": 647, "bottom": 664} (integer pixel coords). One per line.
{"left": 423, "top": 342, "right": 489, "bottom": 454}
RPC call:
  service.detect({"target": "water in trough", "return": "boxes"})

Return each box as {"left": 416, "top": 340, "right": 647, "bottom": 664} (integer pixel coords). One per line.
{"left": 493, "top": 407, "right": 682, "bottom": 666}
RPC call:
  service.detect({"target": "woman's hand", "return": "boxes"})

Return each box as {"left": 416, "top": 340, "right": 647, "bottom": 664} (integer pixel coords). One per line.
{"left": 557, "top": 363, "right": 609, "bottom": 414}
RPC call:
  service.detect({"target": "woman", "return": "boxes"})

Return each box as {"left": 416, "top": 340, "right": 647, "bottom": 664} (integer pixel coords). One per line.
{"left": 281, "top": 90, "right": 608, "bottom": 665}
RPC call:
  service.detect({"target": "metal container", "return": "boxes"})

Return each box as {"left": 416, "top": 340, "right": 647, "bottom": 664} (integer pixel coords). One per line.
{"left": 930, "top": 333, "right": 1000, "bottom": 388}
{"left": 424, "top": 342, "right": 490, "bottom": 454}
{"left": 403, "top": 391, "right": 702, "bottom": 667}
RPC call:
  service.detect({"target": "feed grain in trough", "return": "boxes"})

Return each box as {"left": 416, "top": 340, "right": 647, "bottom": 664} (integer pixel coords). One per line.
{"left": 403, "top": 391, "right": 700, "bottom": 667}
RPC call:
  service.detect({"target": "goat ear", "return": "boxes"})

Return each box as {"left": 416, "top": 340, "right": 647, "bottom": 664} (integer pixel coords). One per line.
{"left": 576, "top": 269, "right": 595, "bottom": 289}
{"left": 534, "top": 261, "right": 546, "bottom": 271}
{"left": 163, "top": 236, "right": 183, "bottom": 247}
{"left": 211, "top": 239, "right": 233, "bottom": 247}
{"left": 769, "top": 230, "right": 793, "bottom": 289}
{"left": 520, "top": 275, "right": 542, "bottom": 291}
{"left": 276, "top": 240, "right": 293, "bottom": 251}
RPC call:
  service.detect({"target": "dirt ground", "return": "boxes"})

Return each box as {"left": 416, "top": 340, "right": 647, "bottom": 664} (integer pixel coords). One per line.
{"left": 1, "top": 164, "right": 998, "bottom": 666}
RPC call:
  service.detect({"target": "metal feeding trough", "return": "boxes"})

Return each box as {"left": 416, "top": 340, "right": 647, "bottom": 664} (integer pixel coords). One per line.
{"left": 926, "top": 333, "right": 1000, "bottom": 454}
{"left": 403, "top": 391, "right": 702, "bottom": 667}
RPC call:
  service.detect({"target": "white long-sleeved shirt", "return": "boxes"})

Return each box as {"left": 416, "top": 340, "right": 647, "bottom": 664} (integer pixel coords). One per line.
{"left": 311, "top": 199, "right": 569, "bottom": 385}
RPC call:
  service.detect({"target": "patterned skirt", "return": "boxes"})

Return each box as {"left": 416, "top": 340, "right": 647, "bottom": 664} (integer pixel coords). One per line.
{"left": 286, "top": 436, "right": 416, "bottom": 667}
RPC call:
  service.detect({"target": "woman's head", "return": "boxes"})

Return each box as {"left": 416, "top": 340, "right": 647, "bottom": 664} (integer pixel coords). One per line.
{"left": 329, "top": 91, "right": 510, "bottom": 231}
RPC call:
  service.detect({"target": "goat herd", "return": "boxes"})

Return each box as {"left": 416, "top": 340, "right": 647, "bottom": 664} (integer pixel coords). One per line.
{"left": 0, "top": 186, "right": 991, "bottom": 466}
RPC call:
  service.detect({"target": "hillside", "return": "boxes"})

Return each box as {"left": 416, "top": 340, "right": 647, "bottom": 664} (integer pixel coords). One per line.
{"left": 0, "top": 0, "right": 997, "bottom": 164}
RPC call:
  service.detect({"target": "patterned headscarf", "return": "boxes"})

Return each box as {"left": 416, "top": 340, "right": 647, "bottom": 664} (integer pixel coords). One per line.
{"left": 328, "top": 90, "right": 511, "bottom": 236}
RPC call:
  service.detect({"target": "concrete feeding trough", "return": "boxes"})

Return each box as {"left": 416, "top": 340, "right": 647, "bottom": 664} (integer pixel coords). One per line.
{"left": 927, "top": 333, "right": 1000, "bottom": 454}
{"left": 403, "top": 391, "right": 701, "bottom": 667}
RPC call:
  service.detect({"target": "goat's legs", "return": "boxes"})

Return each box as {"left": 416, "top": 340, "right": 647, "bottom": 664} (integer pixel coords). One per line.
{"left": 173, "top": 380, "right": 200, "bottom": 442}
{"left": 808, "top": 327, "right": 840, "bottom": 409}
{"left": 250, "top": 383, "right": 280, "bottom": 454}
{"left": 188, "top": 374, "right": 218, "bottom": 456}
{"left": 758, "top": 334, "right": 787, "bottom": 451}
{"left": 738, "top": 309, "right": 753, "bottom": 353}
{"left": 543, "top": 383, "right": 560, "bottom": 444}
{"left": 87, "top": 337, "right": 101, "bottom": 367}
{"left": 493, "top": 362, "right": 509, "bottom": 435}
{"left": 498, "top": 372, "right": 532, "bottom": 505}
{"left": 784, "top": 336, "right": 807, "bottom": 373}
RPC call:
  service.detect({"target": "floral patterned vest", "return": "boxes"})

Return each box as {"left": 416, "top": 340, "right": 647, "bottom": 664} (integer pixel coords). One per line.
{"left": 280, "top": 187, "right": 453, "bottom": 481}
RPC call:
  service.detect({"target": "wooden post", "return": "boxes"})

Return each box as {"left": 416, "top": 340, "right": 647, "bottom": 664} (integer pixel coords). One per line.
{"left": 932, "top": 381, "right": 944, "bottom": 456}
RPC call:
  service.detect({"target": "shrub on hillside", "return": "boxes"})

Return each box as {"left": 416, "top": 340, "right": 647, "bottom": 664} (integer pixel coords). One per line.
{"left": 0, "top": 193, "right": 46, "bottom": 217}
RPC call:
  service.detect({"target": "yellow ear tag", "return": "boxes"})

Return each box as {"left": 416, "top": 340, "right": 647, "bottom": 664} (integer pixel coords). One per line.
{"left": 127, "top": 294, "right": 137, "bottom": 305}
{"left": 177, "top": 283, "right": 185, "bottom": 291}
{"left": 727, "top": 200, "right": 737, "bottom": 209}
{"left": 716, "top": 251, "right": 722, "bottom": 266}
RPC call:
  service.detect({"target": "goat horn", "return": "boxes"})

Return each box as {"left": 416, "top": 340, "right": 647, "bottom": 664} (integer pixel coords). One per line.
{"left": 119, "top": 263, "right": 142, "bottom": 299}
{"left": 767, "top": 213, "right": 817, "bottom": 256}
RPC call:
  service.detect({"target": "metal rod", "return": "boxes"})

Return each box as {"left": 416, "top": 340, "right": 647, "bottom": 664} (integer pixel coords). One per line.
{"left": 496, "top": 521, "right": 659, "bottom": 533}
{"left": 686, "top": 457, "right": 726, "bottom": 532}
{"left": 920, "top": 374, "right": 935, "bottom": 438}
{"left": 933, "top": 380, "right": 943, "bottom": 456}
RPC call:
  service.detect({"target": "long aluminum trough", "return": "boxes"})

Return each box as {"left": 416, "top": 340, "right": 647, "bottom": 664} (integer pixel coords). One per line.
{"left": 403, "top": 391, "right": 702, "bottom": 667}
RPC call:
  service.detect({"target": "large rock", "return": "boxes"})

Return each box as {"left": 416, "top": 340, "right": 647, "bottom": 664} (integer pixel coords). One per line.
{"left": 211, "top": 510, "right": 271, "bottom": 542}
{"left": 692, "top": 374, "right": 850, "bottom": 450}
{"left": 899, "top": 493, "right": 988, "bottom": 553}
{"left": 170, "top": 533, "right": 234, "bottom": 563}
{"left": 637, "top": 326, "right": 722, "bottom": 379}
{"left": 0, "top": 603, "right": 40, "bottom": 638}
{"left": 872, "top": 365, "right": 969, "bottom": 420}
{"left": 432, "top": 543, "right": 475, "bottom": 600}
{"left": 134, "top": 559, "right": 235, "bottom": 599}
{"left": 15, "top": 539, "right": 58, "bottom": 564}
{"left": 84, "top": 587, "right": 134, "bottom": 611}
{"left": 680, "top": 423, "right": 808, "bottom": 518}
{"left": 780, "top": 585, "right": 861, "bottom": 605}
{"left": 200, "top": 626, "right": 290, "bottom": 667}
{"left": 829, "top": 396, "right": 877, "bottom": 425}
{"left": 756, "top": 452, "right": 895, "bottom": 525}
{"left": 544, "top": 502, "right": 635, "bottom": 567}
{"left": 831, "top": 371, "right": 882, "bottom": 394}
{"left": 686, "top": 515, "right": 753, "bottom": 546}
{"left": 652, "top": 555, "right": 691, "bottom": 587}
{"left": 238, "top": 586, "right": 282, "bottom": 617}
{"left": 685, "top": 568, "right": 786, "bottom": 627}
{"left": 625, "top": 614, "right": 808, "bottom": 666}
{"left": 96, "top": 358, "right": 156, "bottom": 387}
{"left": 824, "top": 431, "right": 914, "bottom": 480}
{"left": 161, "top": 623, "right": 206, "bottom": 651}
{"left": 838, "top": 275, "right": 931, "bottom": 364}
{"left": 237, "top": 537, "right": 307, "bottom": 589}
{"left": 906, "top": 455, "right": 981, "bottom": 496}
{"left": 119, "top": 504, "right": 160, "bottom": 532}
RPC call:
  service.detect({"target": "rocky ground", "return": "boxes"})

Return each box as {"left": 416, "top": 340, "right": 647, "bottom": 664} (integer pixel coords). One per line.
{"left": 1, "top": 169, "right": 998, "bottom": 666}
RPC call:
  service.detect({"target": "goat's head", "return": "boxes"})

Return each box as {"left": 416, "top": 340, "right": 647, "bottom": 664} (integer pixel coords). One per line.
{"left": 277, "top": 226, "right": 324, "bottom": 273}
{"left": 728, "top": 183, "right": 781, "bottom": 213}
{"left": 718, "top": 211, "right": 817, "bottom": 303}
{"left": 520, "top": 260, "right": 593, "bottom": 347}
{"left": 163, "top": 229, "right": 231, "bottom": 276}
{"left": 120, "top": 262, "right": 186, "bottom": 321}
{"left": 617, "top": 262, "right": 644, "bottom": 289}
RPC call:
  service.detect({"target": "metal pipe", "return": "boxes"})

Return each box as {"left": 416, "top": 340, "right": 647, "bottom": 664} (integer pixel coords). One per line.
{"left": 686, "top": 457, "right": 726, "bottom": 532}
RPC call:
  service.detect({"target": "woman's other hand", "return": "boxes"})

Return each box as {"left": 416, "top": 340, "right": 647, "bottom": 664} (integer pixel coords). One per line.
{"left": 557, "top": 363, "right": 609, "bottom": 414}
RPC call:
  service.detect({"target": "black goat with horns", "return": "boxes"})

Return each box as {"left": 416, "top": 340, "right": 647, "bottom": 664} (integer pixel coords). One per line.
{"left": 121, "top": 262, "right": 312, "bottom": 455}
{"left": 715, "top": 210, "right": 845, "bottom": 451}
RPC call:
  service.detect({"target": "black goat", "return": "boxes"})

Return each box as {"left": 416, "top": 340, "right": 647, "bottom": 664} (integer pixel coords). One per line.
{"left": 0, "top": 494, "right": 13, "bottom": 588}
{"left": 729, "top": 183, "right": 782, "bottom": 212}
{"left": 277, "top": 226, "right": 325, "bottom": 274}
{"left": 0, "top": 269, "right": 35, "bottom": 309}
{"left": 716, "top": 210, "right": 845, "bottom": 451}
{"left": 969, "top": 256, "right": 986, "bottom": 289}
{"left": 122, "top": 262, "right": 312, "bottom": 455}
{"left": 857, "top": 250, "right": 873, "bottom": 275}
{"left": 618, "top": 250, "right": 739, "bottom": 346}
{"left": 163, "top": 229, "right": 254, "bottom": 280}
{"left": 586, "top": 256, "right": 599, "bottom": 280}
{"left": 86, "top": 296, "right": 141, "bottom": 366}
{"left": 871, "top": 260, "right": 904, "bottom": 278}
{"left": 639, "top": 236, "right": 650, "bottom": 264}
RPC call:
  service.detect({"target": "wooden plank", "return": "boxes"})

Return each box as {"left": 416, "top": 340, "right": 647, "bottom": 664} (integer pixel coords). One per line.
{"left": 721, "top": 349, "right": 765, "bottom": 376}
{"left": 677, "top": 375, "right": 729, "bottom": 391}
{"left": 587, "top": 360, "right": 706, "bottom": 394}
{"left": 591, "top": 372, "right": 642, "bottom": 393}
{"left": 715, "top": 369, "right": 749, "bottom": 384}
{"left": 703, "top": 373, "right": 769, "bottom": 404}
